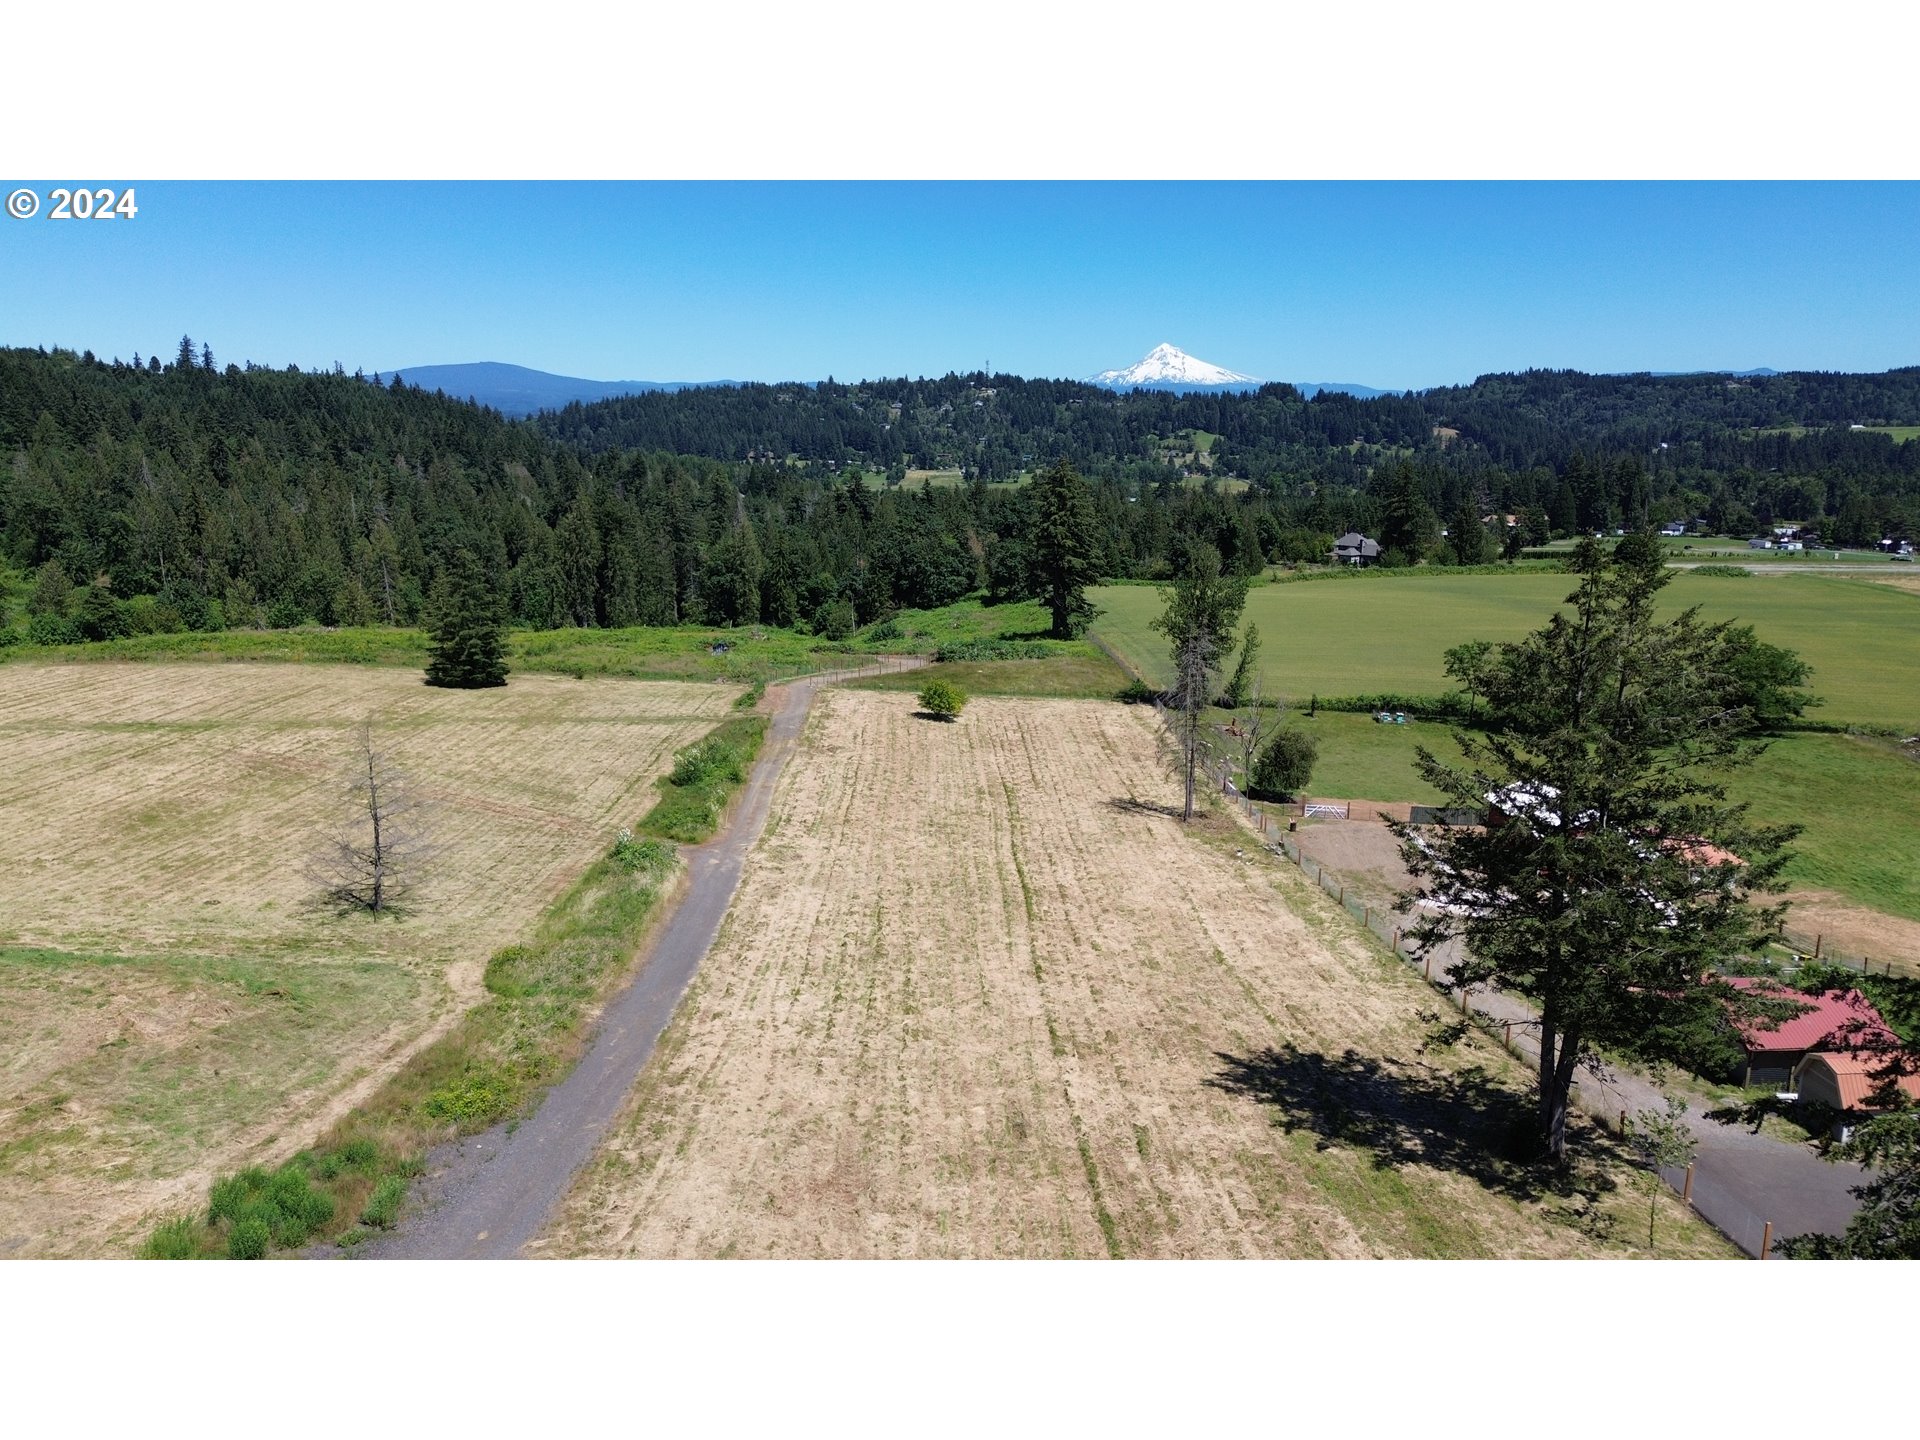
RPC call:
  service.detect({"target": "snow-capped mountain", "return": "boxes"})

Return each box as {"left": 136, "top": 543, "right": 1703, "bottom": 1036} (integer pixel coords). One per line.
{"left": 1087, "top": 343, "right": 1263, "bottom": 392}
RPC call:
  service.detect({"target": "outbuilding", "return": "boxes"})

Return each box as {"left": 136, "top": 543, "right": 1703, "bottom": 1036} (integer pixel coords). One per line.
{"left": 1791, "top": 1051, "right": 1920, "bottom": 1140}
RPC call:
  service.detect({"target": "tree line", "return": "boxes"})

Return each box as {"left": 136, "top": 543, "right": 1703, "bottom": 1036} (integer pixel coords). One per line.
{"left": 5, "top": 343, "right": 1919, "bottom": 649}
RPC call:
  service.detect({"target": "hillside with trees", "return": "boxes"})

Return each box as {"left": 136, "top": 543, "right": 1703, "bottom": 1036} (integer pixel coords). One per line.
{"left": 3, "top": 345, "right": 1918, "bottom": 649}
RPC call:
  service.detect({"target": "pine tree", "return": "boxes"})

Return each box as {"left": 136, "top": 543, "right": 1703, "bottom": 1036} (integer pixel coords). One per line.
{"left": 423, "top": 548, "right": 508, "bottom": 689}
{"left": 1031, "top": 458, "right": 1101, "bottom": 638}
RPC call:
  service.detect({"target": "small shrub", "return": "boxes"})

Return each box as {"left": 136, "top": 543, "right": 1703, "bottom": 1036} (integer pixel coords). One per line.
{"left": 140, "top": 1217, "right": 204, "bottom": 1260}
{"left": 1692, "top": 564, "right": 1753, "bottom": 578}
{"left": 812, "top": 598, "right": 857, "bottom": 641}
{"left": 360, "top": 1175, "right": 408, "bottom": 1230}
{"left": 609, "top": 829, "right": 672, "bottom": 874}
{"left": 918, "top": 680, "right": 967, "bottom": 719}
{"left": 670, "top": 738, "right": 745, "bottom": 788}
{"left": 1251, "top": 728, "right": 1319, "bottom": 800}
{"left": 864, "top": 618, "right": 903, "bottom": 642}
{"left": 1117, "top": 677, "right": 1157, "bottom": 704}
{"left": 227, "top": 1219, "right": 271, "bottom": 1260}
{"left": 934, "top": 640, "right": 1048, "bottom": 663}
{"left": 424, "top": 1067, "right": 518, "bottom": 1125}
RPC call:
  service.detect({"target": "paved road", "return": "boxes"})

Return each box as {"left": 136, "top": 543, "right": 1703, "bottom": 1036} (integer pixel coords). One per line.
{"left": 362, "top": 658, "right": 922, "bottom": 1260}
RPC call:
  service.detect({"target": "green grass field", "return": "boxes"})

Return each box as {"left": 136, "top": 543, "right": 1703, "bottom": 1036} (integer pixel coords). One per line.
{"left": 1269, "top": 715, "right": 1920, "bottom": 924}
{"left": 1093, "top": 571, "right": 1920, "bottom": 728}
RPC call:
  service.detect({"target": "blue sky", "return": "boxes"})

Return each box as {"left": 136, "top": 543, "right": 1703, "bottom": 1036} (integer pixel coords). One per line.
{"left": 2, "top": 182, "right": 1915, "bottom": 390}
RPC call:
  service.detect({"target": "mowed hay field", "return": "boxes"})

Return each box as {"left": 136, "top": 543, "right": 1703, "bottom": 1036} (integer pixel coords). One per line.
{"left": 1093, "top": 573, "right": 1920, "bottom": 728}
{"left": 548, "top": 690, "right": 1724, "bottom": 1258}
{"left": 0, "top": 662, "right": 737, "bottom": 1257}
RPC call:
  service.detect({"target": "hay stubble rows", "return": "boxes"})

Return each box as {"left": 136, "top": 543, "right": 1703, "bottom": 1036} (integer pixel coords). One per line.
{"left": 0, "top": 662, "right": 738, "bottom": 1256}
{"left": 548, "top": 690, "right": 1721, "bottom": 1258}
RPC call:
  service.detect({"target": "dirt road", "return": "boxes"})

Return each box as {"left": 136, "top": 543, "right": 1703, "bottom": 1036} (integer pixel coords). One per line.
{"left": 360, "top": 659, "right": 921, "bottom": 1260}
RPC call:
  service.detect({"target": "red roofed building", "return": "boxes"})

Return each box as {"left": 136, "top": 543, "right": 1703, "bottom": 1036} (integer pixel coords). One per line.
{"left": 1724, "top": 976, "right": 1896, "bottom": 1084}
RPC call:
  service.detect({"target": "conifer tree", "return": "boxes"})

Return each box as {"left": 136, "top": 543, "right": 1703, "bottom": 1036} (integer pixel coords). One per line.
{"left": 423, "top": 548, "right": 508, "bottom": 688}
{"left": 1031, "top": 458, "right": 1101, "bottom": 638}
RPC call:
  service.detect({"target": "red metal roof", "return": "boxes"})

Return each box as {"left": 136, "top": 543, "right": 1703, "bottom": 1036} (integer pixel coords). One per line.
{"left": 1794, "top": 1051, "right": 1920, "bottom": 1112}
{"left": 1724, "top": 976, "right": 1895, "bottom": 1054}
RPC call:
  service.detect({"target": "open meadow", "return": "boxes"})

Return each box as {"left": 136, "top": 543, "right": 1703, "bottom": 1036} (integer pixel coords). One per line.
{"left": 1093, "top": 571, "right": 1920, "bottom": 728}
{"left": 0, "top": 662, "right": 738, "bottom": 1256}
{"left": 546, "top": 689, "right": 1725, "bottom": 1258}
{"left": 1096, "top": 571, "right": 1920, "bottom": 945}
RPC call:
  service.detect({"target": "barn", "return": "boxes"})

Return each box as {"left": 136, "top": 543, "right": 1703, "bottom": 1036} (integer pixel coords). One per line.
{"left": 1725, "top": 976, "right": 1895, "bottom": 1085}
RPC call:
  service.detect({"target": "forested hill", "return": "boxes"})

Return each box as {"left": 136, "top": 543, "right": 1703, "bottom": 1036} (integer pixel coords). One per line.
{"left": 533, "top": 366, "right": 1920, "bottom": 483}
{"left": 4, "top": 344, "right": 1919, "bottom": 652}
{"left": 0, "top": 343, "right": 1307, "bottom": 639}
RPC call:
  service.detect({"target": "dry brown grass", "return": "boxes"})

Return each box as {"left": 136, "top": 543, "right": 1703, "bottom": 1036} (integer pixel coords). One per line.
{"left": 0, "top": 662, "right": 738, "bottom": 1256}
{"left": 547, "top": 690, "right": 1728, "bottom": 1259}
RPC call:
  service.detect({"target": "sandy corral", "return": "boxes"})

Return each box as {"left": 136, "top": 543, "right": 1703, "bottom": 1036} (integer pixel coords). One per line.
{"left": 546, "top": 690, "right": 1723, "bottom": 1258}
{"left": 0, "top": 662, "right": 737, "bottom": 1256}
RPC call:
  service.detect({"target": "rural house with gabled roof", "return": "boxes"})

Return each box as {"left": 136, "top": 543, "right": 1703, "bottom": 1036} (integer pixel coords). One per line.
{"left": 1331, "top": 532, "right": 1381, "bottom": 566}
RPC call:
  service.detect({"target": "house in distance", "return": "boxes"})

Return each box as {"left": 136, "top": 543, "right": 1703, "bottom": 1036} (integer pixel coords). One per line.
{"left": 1331, "top": 531, "right": 1382, "bottom": 566}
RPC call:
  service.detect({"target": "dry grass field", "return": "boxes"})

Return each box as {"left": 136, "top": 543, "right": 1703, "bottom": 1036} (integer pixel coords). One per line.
{"left": 0, "top": 662, "right": 738, "bottom": 1256}
{"left": 548, "top": 690, "right": 1726, "bottom": 1258}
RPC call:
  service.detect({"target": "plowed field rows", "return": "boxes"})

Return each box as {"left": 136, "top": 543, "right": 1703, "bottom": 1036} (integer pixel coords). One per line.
{"left": 0, "top": 662, "right": 736, "bottom": 1256}
{"left": 549, "top": 690, "right": 1722, "bottom": 1258}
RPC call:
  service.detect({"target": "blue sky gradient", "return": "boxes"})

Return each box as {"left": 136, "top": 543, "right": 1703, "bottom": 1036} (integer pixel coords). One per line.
{"left": 2, "top": 181, "right": 1915, "bottom": 390}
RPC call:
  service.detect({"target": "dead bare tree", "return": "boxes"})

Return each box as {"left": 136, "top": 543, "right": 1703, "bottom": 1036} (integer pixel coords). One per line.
{"left": 1165, "top": 629, "right": 1218, "bottom": 820}
{"left": 1235, "top": 673, "right": 1273, "bottom": 793}
{"left": 308, "top": 719, "right": 435, "bottom": 914}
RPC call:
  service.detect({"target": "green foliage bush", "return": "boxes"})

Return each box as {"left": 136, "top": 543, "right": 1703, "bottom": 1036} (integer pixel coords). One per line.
{"left": 360, "top": 1176, "right": 408, "bottom": 1230}
{"left": 139, "top": 1218, "right": 204, "bottom": 1259}
{"left": 1692, "top": 564, "right": 1753, "bottom": 577}
{"left": 1118, "top": 677, "right": 1158, "bottom": 704}
{"left": 671, "top": 737, "right": 746, "bottom": 788}
{"left": 227, "top": 1219, "right": 271, "bottom": 1260}
{"left": 918, "top": 680, "right": 967, "bottom": 718}
{"left": 1251, "top": 727, "right": 1319, "bottom": 800}
{"left": 208, "top": 1164, "right": 336, "bottom": 1249}
{"left": 934, "top": 639, "right": 1049, "bottom": 662}
{"left": 813, "top": 598, "right": 857, "bottom": 641}
{"left": 609, "top": 829, "right": 672, "bottom": 874}
{"left": 423, "top": 1067, "right": 518, "bottom": 1125}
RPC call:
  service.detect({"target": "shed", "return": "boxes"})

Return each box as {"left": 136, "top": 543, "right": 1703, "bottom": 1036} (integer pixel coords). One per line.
{"left": 1791, "top": 1052, "right": 1920, "bottom": 1138}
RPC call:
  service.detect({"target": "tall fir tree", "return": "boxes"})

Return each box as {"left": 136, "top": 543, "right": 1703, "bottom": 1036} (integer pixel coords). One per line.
{"left": 1031, "top": 458, "right": 1101, "bottom": 638}
{"left": 424, "top": 548, "right": 509, "bottom": 689}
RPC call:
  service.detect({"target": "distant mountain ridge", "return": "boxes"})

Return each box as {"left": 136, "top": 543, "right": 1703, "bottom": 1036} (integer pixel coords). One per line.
{"left": 379, "top": 362, "right": 734, "bottom": 417}
{"left": 389, "top": 357, "right": 1792, "bottom": 419}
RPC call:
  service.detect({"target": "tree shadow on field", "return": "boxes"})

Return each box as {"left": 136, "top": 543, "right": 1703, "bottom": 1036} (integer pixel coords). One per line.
{"left": 1105, "top": 796, "right": 1184, "bottom": 821}
{"left": 1208, "top": 1044, "right": 1622, "bottom": 1209}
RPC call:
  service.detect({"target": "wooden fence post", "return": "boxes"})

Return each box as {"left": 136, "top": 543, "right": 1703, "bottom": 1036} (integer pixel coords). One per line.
{"left": 1423, "top": 955, "right": 1431, "bottom": 980}
{"left": 1760, "top": 1221, "right": 1773, "bottom": 1260}
{"left": 1682, "top": 1163, "right": 1694, "bottom": 1204}
{"left": 1814, "top": 934, "right": 1823, "bottom": 959}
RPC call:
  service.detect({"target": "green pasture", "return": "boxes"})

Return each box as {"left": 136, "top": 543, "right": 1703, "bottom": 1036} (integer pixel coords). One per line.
{"left": 1093, "top": 571, "right": 1920, "bottom": 729}
{"left": 1247, "top": 712, "right": 1920, "bottom": 925}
